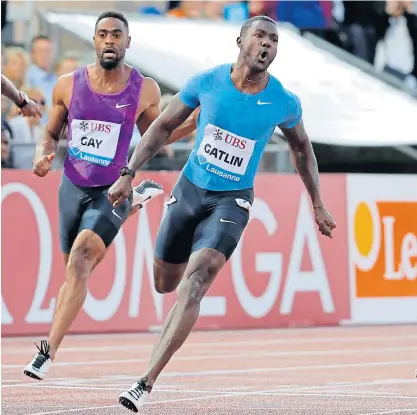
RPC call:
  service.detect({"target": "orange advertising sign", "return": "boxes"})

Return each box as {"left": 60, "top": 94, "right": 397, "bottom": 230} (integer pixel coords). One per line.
{"left": 348, "top": 175, "right": 417, "bottom": 324}
{"left": 354, "top": 201, "right": 417, "bottom": 298}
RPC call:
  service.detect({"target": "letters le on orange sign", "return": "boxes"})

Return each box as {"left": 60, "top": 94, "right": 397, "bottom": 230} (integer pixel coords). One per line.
{"left": 354, "top": 201, "right": 417, "bottom": 298}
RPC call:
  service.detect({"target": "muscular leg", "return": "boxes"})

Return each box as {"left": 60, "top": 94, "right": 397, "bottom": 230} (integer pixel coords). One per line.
{"left": 142, "top": 248, "right": 226, "bottom": 388}
{"left": 147, "top": 258, "right": 187, "bottom": 366}
{"left": 47, "top": 253, "right": 70, "bottom": 358}
{"left": 47, "top": 230, "right": 106, "bottom": 360}
{"left": 119, "top": 180, "right": 252, "bottom": 411}
{"left": 153, "top": 258, "right": 186, "bottom": 294}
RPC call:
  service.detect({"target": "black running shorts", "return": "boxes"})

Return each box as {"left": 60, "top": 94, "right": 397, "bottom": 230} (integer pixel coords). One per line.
{"left": 58, "top": 174, "right": 132, "bottom": 254}
{"left": 154, "top": 174, "right": 253, "bottom": 264}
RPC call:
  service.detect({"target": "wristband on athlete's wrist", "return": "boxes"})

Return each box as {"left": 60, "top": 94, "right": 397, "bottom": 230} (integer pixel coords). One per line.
{"left": 16, "top": 91, "right": 29, "bottom": 109}
{"left": 120, "top": 166, "right": 135, "bottom": 179}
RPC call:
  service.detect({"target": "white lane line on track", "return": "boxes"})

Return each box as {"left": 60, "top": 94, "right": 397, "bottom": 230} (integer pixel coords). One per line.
{"left": 4, "top": 334, "right": 417, "bottom": 354}
{"left": 4, "top": 359, "right": 417, "bottom": 390}
{"left": 4, "top": 346, "right": 417, "bottom": 369}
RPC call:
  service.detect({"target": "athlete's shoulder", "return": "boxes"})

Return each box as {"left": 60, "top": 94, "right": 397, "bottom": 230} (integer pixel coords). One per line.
{"left": 56, "top": 71, "right": 75, "bottom": 88}
{"left": 142, "top": 76, "right": 161, "bottom": 95}
{"left": 188, "top": 63, "right": 230, "bottom": 83}
{"left": 269, "top": 75, "right": 301, "bottom": 110}
{"left": 53, "top": 71, "right": 75, "bottom": 101}
{"left": 269, "top": 75, "right": 299, "bottom": 100}
{"left": 267, "top": 75, "right": 302, "bottom": 127}
{"left": 139, "top": 76, "right": 161, "bottom": 107}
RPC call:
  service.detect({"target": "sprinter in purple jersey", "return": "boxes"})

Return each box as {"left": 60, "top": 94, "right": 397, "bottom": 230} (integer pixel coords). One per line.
{"left": 23, "top": 11, "right": 196, "bottom": 381}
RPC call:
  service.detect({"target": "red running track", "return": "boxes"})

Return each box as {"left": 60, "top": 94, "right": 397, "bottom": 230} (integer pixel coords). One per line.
{"left": 2, "top": 325, "right": 417, "bottom": 415}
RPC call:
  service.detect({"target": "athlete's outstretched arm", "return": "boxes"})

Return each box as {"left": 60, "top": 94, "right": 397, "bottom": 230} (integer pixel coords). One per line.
{"left": 130, "top": 95, "right": 195, "bottom": 172}
{"left": 33, "top": 75, "right": 70, "bottom": 177}
{"left": 1, "top": 74, "right": 42, "bottom": 117}
{"left": 1, "top": 74, "right": 23, "bottom": 104}
{"left": 281, "top": 120, "right": 322, "bottom": 206}
{"left": 281, "top": 121, "right": 336, "bottom": 237}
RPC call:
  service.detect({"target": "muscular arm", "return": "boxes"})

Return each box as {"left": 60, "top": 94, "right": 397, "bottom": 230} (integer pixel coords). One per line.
{"left": 1, "top": 74, "right": 22, "bottom": 104}
{"left": 281, "top": 120, "right": 323, "bottom": 207}
{"left": 136, "top": 79, "right": 197, "bottom": 147}
{"left": 129, "top": 95, "right": 194, "bottom": 172}
{"left": 34, "top": 75, "right": 70, "bottom": 159}
{"left": 165, "top": 108, "right": 198, "bottom": 145}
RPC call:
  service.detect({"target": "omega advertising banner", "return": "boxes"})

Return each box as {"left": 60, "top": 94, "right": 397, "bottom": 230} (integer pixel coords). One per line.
{"left": 2, "top": 170, "right": 350, "bottom": 336}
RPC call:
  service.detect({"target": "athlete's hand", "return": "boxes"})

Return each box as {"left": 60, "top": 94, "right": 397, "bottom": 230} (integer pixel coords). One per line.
{"left": 18, "top": 93, "right": 42, "bottom": 118}
{"left": 314, "top": 205, "right": 336, "bottom": 238}
{"left": 108, "top": 176, "right": 132, "bottom": 208}
{"left": 33, "top": 153, "right": 55, "bottom": 177}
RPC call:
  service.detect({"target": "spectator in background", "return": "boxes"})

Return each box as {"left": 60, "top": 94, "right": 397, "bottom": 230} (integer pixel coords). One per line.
{"left": 1, "top": 124, "right": 12, "bottom": 168}
{"left": 167, "top": 1, "right": 205, "bottom": 18}
{"left": 382, "top": 0, "right": 417, "bottom": 89}
{"left": 224, "top": 1, "right": 249, "bottom": 22}
{"left": 8, "top": 87, "right": 46, "bottom": 169}
{"left": 342, "top": 1, "right": 386, "bottom": 64}
{"left": 406, "top": 1, "right": 417, "bottom": 87}
{"left": 2, "top": 46, "right": 30, "bottom": 89}
{"left": 203, "top": 1, "right": 225, "bottom": 20}
{"left": 248, "top": 1, "right": 277, "bottom": 20}
{"left": 55, "top": 53, "right": 80, "bottom": 77}
{"left": 26, "top": 35, "right": 57, "bottom": 115}
{"left": 276, "top": 0, "right": 332, "bottom": 31}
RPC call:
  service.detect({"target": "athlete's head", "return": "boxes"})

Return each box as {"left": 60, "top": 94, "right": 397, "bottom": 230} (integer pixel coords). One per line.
{"left": 237, "top": 16, "right": 278, "bottom": 72}
{"left": 94, "top": 11, "right": 131, "bottom": 70}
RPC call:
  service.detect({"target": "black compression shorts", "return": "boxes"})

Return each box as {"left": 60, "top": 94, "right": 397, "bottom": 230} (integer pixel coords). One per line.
{"left": 58, "top": 174, "right": 132, "bottom": 254}
{"left": 154, "top": 174, "right": 253, "bottom": 264}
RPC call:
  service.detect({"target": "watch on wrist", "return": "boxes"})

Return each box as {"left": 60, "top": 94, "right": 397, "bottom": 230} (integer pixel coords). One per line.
{"left": 120, "top": 166, "right": 135, "bottom": 179}
{"left": 16, "top": 91, "right": 28, "bottom": 109}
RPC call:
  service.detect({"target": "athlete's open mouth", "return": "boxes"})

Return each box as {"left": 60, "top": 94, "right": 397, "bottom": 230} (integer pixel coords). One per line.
{"left": 103, "top": 48, "right": 117, "bottom": 59}
{"left": 259, "top": 50, "right": 269, "bottom": 62}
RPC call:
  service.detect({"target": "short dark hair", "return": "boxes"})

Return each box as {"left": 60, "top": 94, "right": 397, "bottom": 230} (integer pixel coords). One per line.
{"left": 240, "top": 15, "right": 277, "bottom": 37}
{"left": 95, "top": 11, "right": 129, "bottom": 30}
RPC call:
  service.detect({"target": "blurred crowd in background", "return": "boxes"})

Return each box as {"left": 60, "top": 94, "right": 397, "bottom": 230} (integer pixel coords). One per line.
{"left": 1, "top": 0, "right": 416, "bottom": 171}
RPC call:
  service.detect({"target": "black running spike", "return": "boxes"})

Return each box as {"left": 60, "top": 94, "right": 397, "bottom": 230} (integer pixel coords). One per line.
{"left": 23, "top": 370, "right": 42, "bottom": 380}
{"left": 119, "top": 397, "right": 138, "bottom": 413}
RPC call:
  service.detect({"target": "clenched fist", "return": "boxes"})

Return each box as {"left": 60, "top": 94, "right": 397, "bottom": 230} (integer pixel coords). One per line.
{"left": 33, "top": 153, "right": 55, "bottom": 177}
{"left": 314, "top": 205, "right": 336, "bottom": 238}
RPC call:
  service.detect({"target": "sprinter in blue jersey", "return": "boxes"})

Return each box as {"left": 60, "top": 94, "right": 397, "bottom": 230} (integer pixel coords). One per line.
{"left": 109, "top": 15, "right": 336, "bottom": 412}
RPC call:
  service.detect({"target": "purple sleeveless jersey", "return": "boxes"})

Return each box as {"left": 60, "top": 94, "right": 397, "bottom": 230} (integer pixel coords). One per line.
{"left": 64, "top": 66, "right": 143, "bottom": 187}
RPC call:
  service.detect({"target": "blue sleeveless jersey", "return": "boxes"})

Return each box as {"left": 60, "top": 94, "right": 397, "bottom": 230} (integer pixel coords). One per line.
{"left": 179, "top": 63, "right": 302, "bottom": 191}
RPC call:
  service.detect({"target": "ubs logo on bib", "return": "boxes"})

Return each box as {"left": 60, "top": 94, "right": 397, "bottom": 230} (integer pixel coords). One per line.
{"left": 91, "top": 122, "right": 112, "bottom": 134}
{"left": 213, "top": 128, "right": 223, "bottom": 140}
{"left": 78, "top": 120, "right": 112, "bottom": 134}
{"left": 197, "top": 123, "right": 255, "bottom": 178}
{"left": 212, "top": 128, "right": 247, "bottom": 150}
{"left": 70, "top": 118, "right": 122, "bottom": 167}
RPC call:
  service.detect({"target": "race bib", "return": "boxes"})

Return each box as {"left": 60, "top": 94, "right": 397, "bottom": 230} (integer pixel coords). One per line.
{"left": 196, "top": 124, "right": 255, "bottom": 175}
{"left": 68, "top": 119, "right": 122, "bottom": 166}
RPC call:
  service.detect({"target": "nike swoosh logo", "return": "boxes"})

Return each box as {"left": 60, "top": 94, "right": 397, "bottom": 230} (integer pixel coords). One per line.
{"left": 257, "top": 100, "right": 272, "bottom": 105}
{"left": 220, "top": 218, "right": 238, "bottom": 225}
{"left": 164, "top": 195, "right": 177, "bottom": 206}
{"left": 112, "top": 209, "right": 122, "bottom": 219}
{"left": 136, "top": 195, "right": 152, "bottom": 209}
{"left": 116, "top": 103, "right": 130, "bottom": 109}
